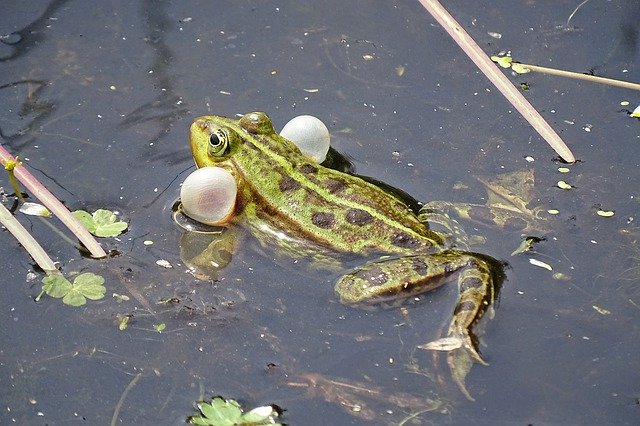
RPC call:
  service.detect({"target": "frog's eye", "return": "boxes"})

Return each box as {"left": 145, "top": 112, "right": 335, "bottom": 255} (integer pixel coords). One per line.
{"left": 208, "top": 128, "right": 230, "bottom": 157}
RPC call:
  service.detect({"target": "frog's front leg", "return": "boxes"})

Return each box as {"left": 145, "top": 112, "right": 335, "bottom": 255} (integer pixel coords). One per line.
{"left": 335, "top": 251, "right": 496, "bottom": 364}
{"left": 421, "top": 200, "right": 544, "bottom": 234}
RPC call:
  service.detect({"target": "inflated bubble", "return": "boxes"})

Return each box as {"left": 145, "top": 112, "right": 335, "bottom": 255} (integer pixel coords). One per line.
{"left": 280, "top": 115, "right": 330, "bottom": 163}
{"left": 180, "top": 167, "right": 237, "bottom": 225}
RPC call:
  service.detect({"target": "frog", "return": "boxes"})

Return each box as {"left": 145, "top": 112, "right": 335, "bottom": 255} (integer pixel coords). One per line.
{"left": 188, "top": 111, "right": 501, "bottom": 395}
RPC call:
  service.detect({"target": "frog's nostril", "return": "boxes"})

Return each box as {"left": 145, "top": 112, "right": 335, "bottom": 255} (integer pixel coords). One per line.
{"left": 192, "top": 118, "right": 209, "bottom": 131}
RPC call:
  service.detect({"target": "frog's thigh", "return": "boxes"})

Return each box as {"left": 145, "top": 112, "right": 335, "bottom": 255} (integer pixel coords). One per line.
{"left": 335, "top": 252, "right": 492, "bottom": 308}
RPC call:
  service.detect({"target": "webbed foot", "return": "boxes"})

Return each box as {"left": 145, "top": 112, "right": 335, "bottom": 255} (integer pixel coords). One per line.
{"left": 419, "top": 325, "right": 488, "bottom": 401}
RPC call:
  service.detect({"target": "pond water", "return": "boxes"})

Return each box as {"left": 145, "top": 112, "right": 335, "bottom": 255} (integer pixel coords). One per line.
{"left": 1, "top": 0, "right": 639, "bottom": 424}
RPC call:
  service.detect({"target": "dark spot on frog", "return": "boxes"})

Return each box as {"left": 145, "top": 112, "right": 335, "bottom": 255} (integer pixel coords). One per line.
{"left": 279, "top": 176, "right": 301, "bottom": 193}
{"left": 391, "top": 232, "right": 421, "bottom": 249}
{"left": 311, "top": 212, "right": 335, "bottom": 228}
{"left": 324, "top": 178, "right": 346, "bottom": 194}
{"left": 299, "top": 164, "right": 318, "bottom": 174}
{"left": 460, "top": 276, "right": 483, "bottom": 292}
{"left": 454, "top": 300, "right": 477, "bottom": 315}
{"left": 354, "top": 266, "right": 389, "bottom": 286}
{"left": 411, "top": 258, "right": 429, "bottom": 276}
{"left": 346, "top": 208, "right": 373, "bottom": 225}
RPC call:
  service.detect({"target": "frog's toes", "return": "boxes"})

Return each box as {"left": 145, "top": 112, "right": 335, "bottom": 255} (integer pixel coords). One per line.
{"left": 419, "top": 332, "right": 488, "bottom": 366}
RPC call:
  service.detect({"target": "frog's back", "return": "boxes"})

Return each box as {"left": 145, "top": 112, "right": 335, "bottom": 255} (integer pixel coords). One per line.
{"left": 233, "top": 147, "right": 443, "bottom": 254}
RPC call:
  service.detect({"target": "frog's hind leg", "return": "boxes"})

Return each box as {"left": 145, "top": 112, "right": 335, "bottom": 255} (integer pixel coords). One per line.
{"left": 335, "top": 251, "right": 496, "bottom": 363}
{"left": 419, "top": 260, "right": 495, "bottom": 366}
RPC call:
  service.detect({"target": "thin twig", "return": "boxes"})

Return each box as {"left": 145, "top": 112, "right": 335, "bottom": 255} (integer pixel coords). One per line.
{"left": 110, "top": 372, "right": 143, "bottom": 426}
{"left": 0, "top": 144, "right": 107, "bottom": 258}
{"left": 518, "top": 62, "right": 640, "bottom": 91}
{"left": 566, "top": 0, "right": 592, "bottom": 27}
{"left": 418, "top": 0, "right": 576, "bottom": 163}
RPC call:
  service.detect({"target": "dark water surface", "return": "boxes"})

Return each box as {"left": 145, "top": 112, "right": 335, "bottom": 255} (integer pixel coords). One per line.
{"left": 1, "top": 1, "right": 639, "bottom": 424}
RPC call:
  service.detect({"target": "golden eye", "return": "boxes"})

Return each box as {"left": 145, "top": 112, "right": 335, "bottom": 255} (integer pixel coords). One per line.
{"left": 208, "top": 129, "right": 229, "bottom": 157}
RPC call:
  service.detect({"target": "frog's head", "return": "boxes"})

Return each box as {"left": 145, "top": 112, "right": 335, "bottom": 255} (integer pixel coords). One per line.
{"left": 190, "top": 112, "right": 275, "bottom": 169}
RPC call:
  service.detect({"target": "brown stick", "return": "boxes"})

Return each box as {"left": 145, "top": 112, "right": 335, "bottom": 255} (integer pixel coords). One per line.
{"left": 418, "top": 0, "right": 576, "bottom": 163}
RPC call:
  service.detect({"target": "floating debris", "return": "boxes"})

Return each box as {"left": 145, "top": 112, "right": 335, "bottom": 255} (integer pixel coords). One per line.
{"left": 529, "top": 258, "right": 553, "bottom": 271}
{"left": 592, "top": 305, "right": 611, "bottom": 315}
{"left": 596, "top": 209, "right": 615, "bottom": 217}
{"left": 156, "top": 259, "right": 172, "bottom": 268}
{"left": 19, "top": 202, "right": 52, "bottom": 217}
{"left": 557, "top": 180, "right": 572, "bottom": 190}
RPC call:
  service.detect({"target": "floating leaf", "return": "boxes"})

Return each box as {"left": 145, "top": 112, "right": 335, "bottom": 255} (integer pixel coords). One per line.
{"left": 72, "top": 210, "right": 97, "bottom": 233}
{"left": 92, "top": 209, "right": 128, "bottom": 237}
{"left": 41, "top": 272, "right": 106, "bottom": 306}
{"left": 118, "top": 315, "right": 130, "bottom": 330}
{"left": 154, "top": 323, "right": 166, "bottom": 333}
{"left": 511, "top": 63, "right": 530, "bottom": 74}
{"left": 491, "top": 55, "right": 513, "bottom": 68}
{"left": 72, "top": 209, "right": 128, "bottom": 237}
{"left": 558, "top": 167, "right": 570, "bottom": 173}
{"left": 42, "top": 274, "right": 73, "bottom": 298}
{"left": 193, "top": 398, "right": 242, "bottom": 426}
{"left": 188, "top": 397, "right": 281, "bottom": 426}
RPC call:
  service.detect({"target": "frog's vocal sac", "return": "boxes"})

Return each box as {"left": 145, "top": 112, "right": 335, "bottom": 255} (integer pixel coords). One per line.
{"left": 188, "top": 111, "right": 504, "bottom": 398}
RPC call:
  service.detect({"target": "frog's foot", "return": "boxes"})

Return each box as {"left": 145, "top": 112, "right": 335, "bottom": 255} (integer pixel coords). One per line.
{"left": 419, "top": 325, "right": 486, "bottom": 401}
{"left": 418, "top": 325, "right": 488, "bottom": 366}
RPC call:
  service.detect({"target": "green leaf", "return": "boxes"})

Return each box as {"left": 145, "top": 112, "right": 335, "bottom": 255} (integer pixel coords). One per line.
{"left": 72, "top": 209, "right": 128, "bottom": 237}
{"left": 189, "top": 417, "right": 212, "bottom": 426}
{"left": 192, "top": 398, "right": 243, "bottom": 425}
{"left": 41, "top": 272, "right": 106, "bottom": 307}
{"left": 72, "top": 210, "right": 97, "bottom": 233}
{"left": 189, "top": 397, "right": 282, "bottom": 425}
{"left": 118, "top": 315, "right": 130, "bottom": 330}
{"left": 93, "top": 209, "right": 117, "bottom": 226}
{"left": 42, "top": 274, "right": 73, "bottom": 298}
{"left": 93, "top": 209, "right": 128, "bottom": 237}
{"left": 73, "top": 273, "right": 106, "bottom": 300}
{"left": 95, "top": 221, "right": 128, "bottom": 237}
{"left": 62, "top": 291, "right": 87, "bottom": 307}
{"left": 491, "top": 55, "right": 513, "bottom": 68}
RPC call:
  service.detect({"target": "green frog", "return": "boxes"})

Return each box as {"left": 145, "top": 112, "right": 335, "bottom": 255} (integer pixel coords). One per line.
{"left": 189, "top": 112, "right": 499, "bottom": 385}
